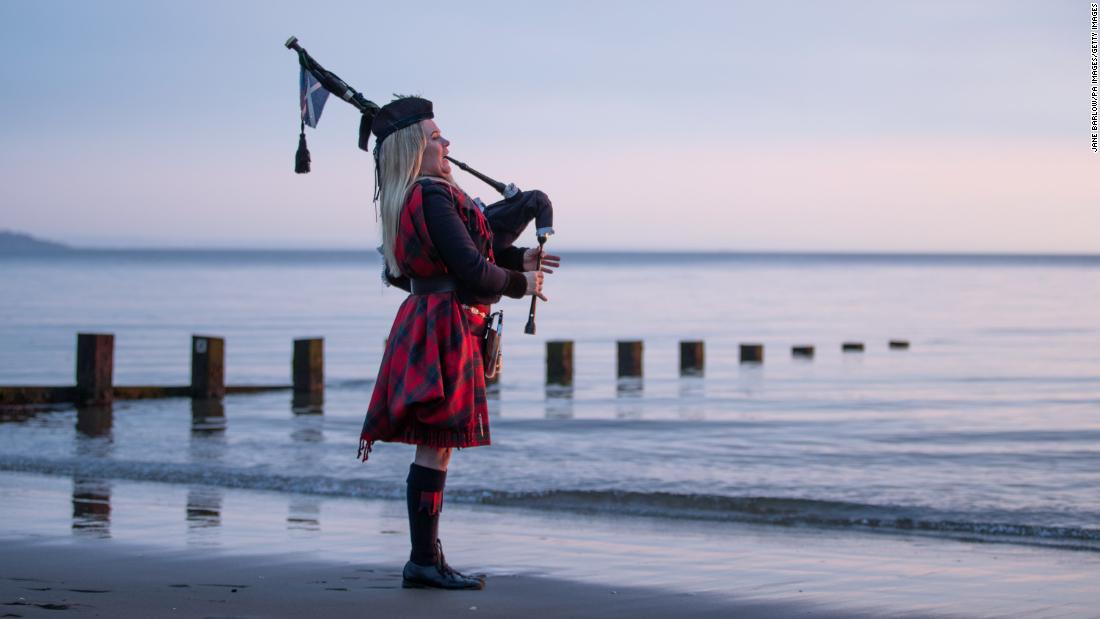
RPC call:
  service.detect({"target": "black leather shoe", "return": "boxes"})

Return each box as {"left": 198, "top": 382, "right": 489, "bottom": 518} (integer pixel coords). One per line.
{"left": 402, "top": 541, "right": 485, "bottom": 590}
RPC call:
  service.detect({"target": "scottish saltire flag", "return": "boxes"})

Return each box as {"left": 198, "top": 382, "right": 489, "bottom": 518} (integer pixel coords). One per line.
{"left": 299, "top": 67, "right": 330, "bottom": 128}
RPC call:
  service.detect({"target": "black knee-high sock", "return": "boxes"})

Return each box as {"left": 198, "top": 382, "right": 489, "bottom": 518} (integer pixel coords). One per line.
{"left": 407, "top": 463, "right": 447, "bottom": 566}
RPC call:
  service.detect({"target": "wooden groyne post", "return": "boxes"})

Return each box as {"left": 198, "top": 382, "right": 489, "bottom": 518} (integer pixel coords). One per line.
{"left": 293, "top": 338, "right": 324, "bottom": 395}
{"left": 190, "top": 335, "right": 226, "bottom": 427}
{"left": 74, "top": 333, "right": 115, "bottom": 435}
{"left": 617, "top": 341, "right": 643, "bottom": 378}
{"left": 292, "top": 338, "right": 324, "bottom": 413}
{"left": 792, "top": 345, "right": 815, "bottom": 359}
{"left": 190, "top": 336, "right": 225, "bottom": 399}
{"left": 76, "top": 333, "right": 114, "bottom": 406}
{"left": 842, "top": 342, "right": 865, "bottom": 352}
{"left": 740, "top": 343, "right": 764, "bottom": 363}
{"left": 546, "top": 340, "right": 574, "bottom": 386}
{"left": 680, "top": 340, "right": 704, "bottom": 376}
{"left": 889, "top": 339, "right": 910, "bottom": 349}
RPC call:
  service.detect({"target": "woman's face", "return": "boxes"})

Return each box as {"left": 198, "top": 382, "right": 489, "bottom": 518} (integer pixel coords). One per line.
{"left": 418, "top": 119, "right": 451, "bottom": 178}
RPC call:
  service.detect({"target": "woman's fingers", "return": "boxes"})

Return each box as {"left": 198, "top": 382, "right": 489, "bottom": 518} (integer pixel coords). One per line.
{"left": 536, "top": 273, "right": 547, "bottom": 301}
{"left": 525, "top": 263, "right": 549, "bottom": 301}
{"left": 537, "top": 252, "right": 559, "bottom": 274}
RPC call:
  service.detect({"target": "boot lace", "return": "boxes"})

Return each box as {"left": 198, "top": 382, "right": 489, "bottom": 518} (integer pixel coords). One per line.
{"left": 435, "top": 539, "right": 468, "bottom": 579}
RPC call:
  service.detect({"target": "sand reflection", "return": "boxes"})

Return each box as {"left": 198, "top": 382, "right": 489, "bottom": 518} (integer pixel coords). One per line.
{"left": 186, "top": 486, "right": 223, "bottom": 547}
{"left": 288, "top": 495, "right": 321, "bottom": 533}
{"left": 71, "top": 477, "right": 111, "bottom": 538}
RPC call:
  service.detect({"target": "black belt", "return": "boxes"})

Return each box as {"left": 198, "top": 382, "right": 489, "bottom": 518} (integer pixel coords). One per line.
{"left": 410, "top": 276, "right": 457, "bottom": 294}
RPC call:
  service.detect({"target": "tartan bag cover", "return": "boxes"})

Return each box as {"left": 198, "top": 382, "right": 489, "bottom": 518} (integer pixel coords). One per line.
{"left": 359, "top": 179, "right": 493, "bottom": 461}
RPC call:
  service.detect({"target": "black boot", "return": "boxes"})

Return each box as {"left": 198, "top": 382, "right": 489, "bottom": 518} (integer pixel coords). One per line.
{"left": 403, "top": 539, "right": 484, "bottom": 590}
{"left": 403, "top": 464, "right": 483, "bottom": 590}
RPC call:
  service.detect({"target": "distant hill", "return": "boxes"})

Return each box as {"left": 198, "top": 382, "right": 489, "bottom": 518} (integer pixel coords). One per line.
{"left": 0, "top": 230, "right": 70, "bottom": 252}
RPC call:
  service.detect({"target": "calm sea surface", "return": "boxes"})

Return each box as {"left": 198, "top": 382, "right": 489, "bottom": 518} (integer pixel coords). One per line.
{"left": 1, "top": 250, "right": 1099, "bottom": 550}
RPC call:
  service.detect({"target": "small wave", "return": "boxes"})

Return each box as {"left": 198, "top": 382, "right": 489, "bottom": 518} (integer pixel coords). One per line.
{"left": 0, "top": 455, "right": 404, "bottom": 501}
{"left": 472, "top": 489, "right": 1100, "bottom": 550}
{"left": 2, "top": 455, "right": 1097, "bottom": 551}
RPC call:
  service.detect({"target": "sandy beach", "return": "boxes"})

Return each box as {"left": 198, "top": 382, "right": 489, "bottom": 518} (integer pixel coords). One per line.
{"left": 1, "top": 538, "right": 879, "bottom": 619}
{"left": 2, "top": 472, "right": 1098, "bottom": 618}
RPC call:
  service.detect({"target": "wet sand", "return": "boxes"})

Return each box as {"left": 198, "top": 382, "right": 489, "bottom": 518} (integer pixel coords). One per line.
{"left": 2, "top": 472, "right": 1098, "bottom": 618}
{"left": 0, "top": 539, "right": 877, "bottom": 618}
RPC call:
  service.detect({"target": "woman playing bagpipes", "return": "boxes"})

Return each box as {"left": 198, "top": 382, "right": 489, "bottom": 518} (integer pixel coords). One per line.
{"left": 358, "top": 97, "right": 560, "bottom": 590}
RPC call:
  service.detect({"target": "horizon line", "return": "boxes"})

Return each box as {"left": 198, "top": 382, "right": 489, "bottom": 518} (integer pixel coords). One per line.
{"left": 8, "top": 246, "right": 1100, "bottom": 259}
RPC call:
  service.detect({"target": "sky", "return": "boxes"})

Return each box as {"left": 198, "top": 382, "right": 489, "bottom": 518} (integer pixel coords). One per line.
{"left": 0, "top": 0, "right": 1096, "bottom": 252}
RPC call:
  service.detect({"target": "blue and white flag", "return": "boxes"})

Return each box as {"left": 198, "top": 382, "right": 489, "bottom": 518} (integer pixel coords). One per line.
{"left": 299, "top": 66, "right": 330, "bottom": 128}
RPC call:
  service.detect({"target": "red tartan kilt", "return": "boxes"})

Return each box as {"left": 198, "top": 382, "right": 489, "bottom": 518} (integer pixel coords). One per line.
{"left": 359, "top": 292, "right": 491, "bottom": 458}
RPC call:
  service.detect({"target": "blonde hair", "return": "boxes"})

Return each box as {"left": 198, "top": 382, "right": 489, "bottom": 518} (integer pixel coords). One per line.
{"left": 376, "top": 122, "right": 426, "bottom": 277}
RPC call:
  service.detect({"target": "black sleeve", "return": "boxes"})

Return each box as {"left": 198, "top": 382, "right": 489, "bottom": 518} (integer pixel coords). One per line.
{"left": 383, "top": 268, "right": 411, "bottom": 291}
{"left": 422, "top": 184, "right": 527, "bottom": 299}
{"left": 493, "top": 245, "right": 529, "bottom": 271}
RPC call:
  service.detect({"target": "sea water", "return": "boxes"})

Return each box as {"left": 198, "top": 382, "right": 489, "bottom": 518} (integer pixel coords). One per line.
{"left": 1, "top": 250, "right": 1098, "bottom": 550}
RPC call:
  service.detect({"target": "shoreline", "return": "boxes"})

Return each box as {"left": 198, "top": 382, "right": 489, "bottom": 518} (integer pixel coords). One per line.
{"left": 2, "top": 471, "right": 1099, "bottom": 617}
{"left": 4, "top": 451, "right": 1098, "bottom": 554}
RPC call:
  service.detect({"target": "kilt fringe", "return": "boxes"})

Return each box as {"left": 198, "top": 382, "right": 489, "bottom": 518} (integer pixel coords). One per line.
{"left": 358, "top": 424, "right": 490, "bottom": 463}
{"left": 398, "top": 422, "right": 489, "bottom": 451}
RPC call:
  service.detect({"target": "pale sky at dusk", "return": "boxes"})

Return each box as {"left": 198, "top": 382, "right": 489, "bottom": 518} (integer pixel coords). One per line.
{"left": 1, "top": 0, "right": 1095, "bottom": 252}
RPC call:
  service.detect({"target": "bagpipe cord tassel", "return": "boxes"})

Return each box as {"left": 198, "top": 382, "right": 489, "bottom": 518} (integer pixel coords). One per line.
{"left": 295, "top": 120, "right": 311, "bottom": 174}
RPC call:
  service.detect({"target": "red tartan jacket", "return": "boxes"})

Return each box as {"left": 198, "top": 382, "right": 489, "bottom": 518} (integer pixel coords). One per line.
{"left": 359, "top": 179, "right": 526, "bottom": 459}
{"left": 384, "top": 183, "right": 528, "bottom": 303}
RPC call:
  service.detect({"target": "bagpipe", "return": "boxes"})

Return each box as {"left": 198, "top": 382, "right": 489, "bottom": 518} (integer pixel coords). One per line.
{"left": 285, "top": 36, "right": 553, "bottom": 334}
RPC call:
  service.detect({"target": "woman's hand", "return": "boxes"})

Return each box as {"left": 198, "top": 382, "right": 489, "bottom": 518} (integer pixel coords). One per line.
{"left": 523, "top": 248, "right": 561, "bottom": 273}
{"left": 524, "top": 270, "right": 547, "bottom": 302}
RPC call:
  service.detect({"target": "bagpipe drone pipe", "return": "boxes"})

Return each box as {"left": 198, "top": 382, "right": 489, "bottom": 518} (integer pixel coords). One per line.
{"left": 285, "top": 36, "right": 554, "bottom": 333}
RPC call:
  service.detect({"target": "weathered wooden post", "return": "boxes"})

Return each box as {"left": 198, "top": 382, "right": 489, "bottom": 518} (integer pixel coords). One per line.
{"left": 680, "top": 341, "right": 705, "bottom": 376}
{"left": 191, "top": 335, "right": 225, "bottom": 399}
{"left": 792, "top": 345, "right": 815, "bottom": 359}
{"left": 740, "top": 343, "right": 764, "bottom": 363}
{"left": 889, "top": 339, "right": 910, "bottom": 349}
{"left": 546, "top": 340, "right": 574, "bottom": 386}
{"left": 842, "top": 342, "right": 865, "bottom": 352}
{"left": 617, "top": 340, "right": 643, "bottom": 378}
{"left": 293, "top": 338, "right": 324, "bottom": 395}
{"left": 76, "top": 333, "right": 114, "bottom": 406}
{"left": 291, "top": 338, "right": 324, "bottom": 413}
